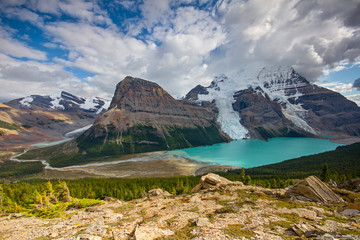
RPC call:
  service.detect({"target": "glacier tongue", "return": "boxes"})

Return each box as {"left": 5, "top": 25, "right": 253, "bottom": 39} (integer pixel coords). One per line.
{"left": 215, "top": 96, "right": 248, "bottom": 139}
{"left": 198, "top": 74, "right": 248, "bottom": 139}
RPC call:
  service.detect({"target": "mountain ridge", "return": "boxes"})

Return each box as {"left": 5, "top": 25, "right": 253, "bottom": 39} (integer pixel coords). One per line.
{"left": 0, "top": 91, "right": 110, "bottom": 149}
{"left": 186, "top": 66, "right": 360, "bottom": 140}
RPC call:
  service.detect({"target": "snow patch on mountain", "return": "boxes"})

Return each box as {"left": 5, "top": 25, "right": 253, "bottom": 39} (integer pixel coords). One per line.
{"left": 50, "top": 95, "right": 65, "bottom": 110}
{"left": 254, "top": 66, "right": 317, "bottom": 134}
{"left": 65, "top": 124, "right": 92, "bottom": 137}
{"left": 79, "top": 97, "right": 110, "bottom": 114}
{"left": 19, "top": 96, "right": 34, "bottom": 108}
{"left": 198, "top": 74, "right": 249, "bottom": 139}
{"left": 96, "top": 98, "right": 110, "bottom": 114}
{"left": 79, "top": 98, "right": 98, "bottom": 111}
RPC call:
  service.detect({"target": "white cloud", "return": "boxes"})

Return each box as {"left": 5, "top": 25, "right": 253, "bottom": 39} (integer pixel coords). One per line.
{"left": 347, "top": 94, "right": 360, "bottom": 106}
{"left": 208, "top": 0, "right": 360, "bottom": 82}
{"left": 1, "top": 0, "right": 360, "bottom": 101}
{"left": 0, "top": 27, "right": 47, "bottom": 60}
{"left": 40, "top": 5, "right": 225, "bottom": 97}
{"left": 320, "top": 82, "right": 354, "bottom": 94}
{"left": 3, "top": 7, "right": 43, "bottom": 27}
{"left": 140, "top": 0, "right": 171, "bottom": 29}
{"left": 0, "top": 54, "right": 105, "bottom": 101}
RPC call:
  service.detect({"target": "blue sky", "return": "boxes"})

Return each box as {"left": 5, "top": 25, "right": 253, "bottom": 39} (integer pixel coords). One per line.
{"left": 0, "top": 0, "right": 359, "bottom": 105}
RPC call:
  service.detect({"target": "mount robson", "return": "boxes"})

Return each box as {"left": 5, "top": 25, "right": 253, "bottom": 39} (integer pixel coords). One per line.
{"left": 12, "top": 66, "right": 360, "bottom": 168}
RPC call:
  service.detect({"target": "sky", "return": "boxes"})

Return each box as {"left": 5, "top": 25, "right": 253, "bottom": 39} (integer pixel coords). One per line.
{"left": 0, "top": 0, "right": 360, "bottom": 105}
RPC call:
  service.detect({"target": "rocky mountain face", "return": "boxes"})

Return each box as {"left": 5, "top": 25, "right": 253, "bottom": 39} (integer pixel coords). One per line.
{"left": 1, "top": 173, "right": 359, "bottom": 240}
{"left": 77, "top": 76, "right": 229, "bottom": 156}
{"left": 0, "top": 92, "right": 110, "bottom": 149}
{"left": 186, "top": 67, "right": 360, "bottom": 140}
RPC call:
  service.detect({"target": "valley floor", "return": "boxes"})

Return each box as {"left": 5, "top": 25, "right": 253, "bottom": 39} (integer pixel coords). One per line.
{"left": 1, "top": 136, "right": 359, "bottom": 182}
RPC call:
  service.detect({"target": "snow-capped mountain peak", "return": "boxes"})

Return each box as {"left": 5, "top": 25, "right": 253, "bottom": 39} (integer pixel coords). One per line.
{"left": 10, "top": 91, "right": 110, "bottom": 114}
{"left": 257, "top": 66, "right": 309, "bottom": 95}
{"left": 209, "top": 74, "right": 229, "bottom": 90}
{"left": 186, "top": 66, "right": 320, "bottom": 139}
{"left": 253, "top": 66, "right": 317, "bottom": 134}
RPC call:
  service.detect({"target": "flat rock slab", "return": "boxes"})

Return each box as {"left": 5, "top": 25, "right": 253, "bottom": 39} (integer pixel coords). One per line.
{"left": 286, "top": 176, "right": 344, "bottom": 203}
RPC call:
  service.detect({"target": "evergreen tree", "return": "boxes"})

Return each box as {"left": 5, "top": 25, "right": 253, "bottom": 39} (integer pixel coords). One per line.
{"left": 240, "top": 168, "right": 245, "bottom": 182}
{"left": 34, "top": 190, "right": 43, "bottom": 209}
{"left": 244, "top": 175, "right": 251, "bottom": 185}
{"left": 54, "top": 181, "right": 71, "bottom": 202}
{"left": 320, "top": 163, "right": 330, "bottom": 182}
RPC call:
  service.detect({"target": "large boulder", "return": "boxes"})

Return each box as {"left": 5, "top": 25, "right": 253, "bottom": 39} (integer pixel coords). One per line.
{"left": 191, "top": 173, "right": 243, "bottom": 193}
{"left": 338, "top": 178, "right": 360, "bottom": 193}
{"left": 147, "top": 188, "right": 171, "bottom": 198}
{"left": 285, "top": 176, "right": 344, "bottom": 203}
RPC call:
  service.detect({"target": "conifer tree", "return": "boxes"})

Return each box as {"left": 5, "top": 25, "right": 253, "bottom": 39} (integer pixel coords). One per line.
{"left": 240, "top": 167, "right": 245, "bottom": 182}
{"left": 244, "top": 175, "right": 251, "bottom": 185}
{"left": 320, "top": 163, "right": 330, "bottom": 182}
{"left": 32, "top": 190, "right": 41, "bottom": 209}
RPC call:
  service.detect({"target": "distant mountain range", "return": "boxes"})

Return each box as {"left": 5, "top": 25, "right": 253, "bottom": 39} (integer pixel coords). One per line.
{"left": 6, "top": 91, "right": 110, "bottom": 114}
{"left": 1, "top": 66, "right": 360, "bottom": 156}
{"left": 0, "top": 92, "right": 110, "bottom": 149}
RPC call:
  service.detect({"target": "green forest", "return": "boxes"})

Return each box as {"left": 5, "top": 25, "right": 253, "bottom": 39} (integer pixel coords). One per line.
{"left": 0, "top": 176, "right": 201, "bottom": 217}
{"left": 244, "top": 142, "right": 360, "bottom": 180}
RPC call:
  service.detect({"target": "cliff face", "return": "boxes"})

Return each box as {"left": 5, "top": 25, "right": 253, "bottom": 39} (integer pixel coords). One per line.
{"left": 185, "top": 67, "right": 360, "bottom": 140}
{"left": 77, "top": 76, "right": 229, "bottom": 156}
{"left": 232, "top": 88, "right": 312, "bottom": 139}
{"left": 291, "top": 84, "right": 360, "bottom": 136}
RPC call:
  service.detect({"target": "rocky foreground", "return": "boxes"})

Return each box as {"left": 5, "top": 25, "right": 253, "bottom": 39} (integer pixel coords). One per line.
{"left": 1, "top": 174, "right": 360, "bottom": 240}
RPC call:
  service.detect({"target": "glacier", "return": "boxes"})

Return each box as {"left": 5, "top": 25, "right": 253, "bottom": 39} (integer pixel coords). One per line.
{"left": 198, "top": 74, "right": 249, "bottom": 139}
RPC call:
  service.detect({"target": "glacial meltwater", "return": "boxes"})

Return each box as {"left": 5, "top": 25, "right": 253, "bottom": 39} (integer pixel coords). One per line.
{"left": 168, "top": 138, "right": 342, "bottom": 168}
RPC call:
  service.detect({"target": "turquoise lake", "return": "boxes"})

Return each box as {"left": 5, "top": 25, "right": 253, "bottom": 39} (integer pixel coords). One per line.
{"left": 168, "top": 138, "right": 342, "bottom": 168}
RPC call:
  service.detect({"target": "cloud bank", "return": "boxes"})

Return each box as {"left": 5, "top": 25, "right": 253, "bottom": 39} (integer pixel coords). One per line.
{"left": 0, "top": 0, "right": 360, "bottom": 101}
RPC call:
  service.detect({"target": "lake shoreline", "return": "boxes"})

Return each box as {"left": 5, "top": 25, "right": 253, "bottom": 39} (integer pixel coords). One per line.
{"left": 3, "top": 136, "right": 359, "bottom": 181}
{"left": 328, "top": 136, "right": 360, "bottom": 145}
